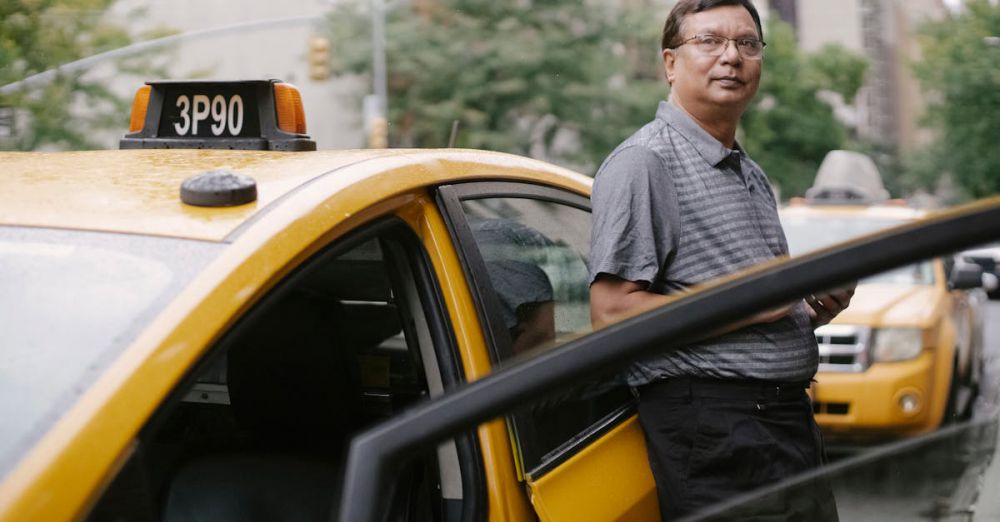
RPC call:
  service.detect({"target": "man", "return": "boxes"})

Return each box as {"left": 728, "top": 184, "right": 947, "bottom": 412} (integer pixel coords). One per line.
{"left": 589, "top": 0, "right": 853, "bottom": 520}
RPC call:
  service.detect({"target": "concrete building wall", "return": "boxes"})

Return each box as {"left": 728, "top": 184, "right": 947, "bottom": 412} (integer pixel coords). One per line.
{"left": 795, "top": 0, "right": 864, "bottom": 53}
{"left": 788, "top": 0, "right": 944, "bottom": 152}
{"left": 756, "top": 0, "right": 772, "bottom": 27}
{"left": 892, "top": 0, "right": 946, "bottom": 150}
{"left": 859, "top": 0, "right": 899, "bottom": 146}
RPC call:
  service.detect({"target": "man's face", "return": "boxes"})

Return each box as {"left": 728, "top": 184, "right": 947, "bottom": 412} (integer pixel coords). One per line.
{"left": 663, "top": 5, "right": 762, "bottom": 115}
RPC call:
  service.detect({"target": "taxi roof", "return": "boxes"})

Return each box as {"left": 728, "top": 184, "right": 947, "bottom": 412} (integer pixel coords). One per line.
{"left": 780, "top": 202, "right": 926, "bottom": 221}
{"left": 0, "top": 148, "right": 589, "bottom": 242}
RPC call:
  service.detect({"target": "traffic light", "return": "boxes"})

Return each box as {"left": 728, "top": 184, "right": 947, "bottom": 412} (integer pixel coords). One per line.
{"left": 368, "top": 116, "right": 388, "bottom": 149}
{"left": 308, "top": 36, "right": 331, "bottom": 81}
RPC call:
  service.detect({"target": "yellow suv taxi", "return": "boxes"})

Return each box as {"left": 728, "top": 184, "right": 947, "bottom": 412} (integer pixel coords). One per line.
{"left": 780, "top": 152, "right": 987, "bottom": 440}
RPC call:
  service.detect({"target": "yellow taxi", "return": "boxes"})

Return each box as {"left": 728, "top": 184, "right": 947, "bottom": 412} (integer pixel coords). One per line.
{"left": 0, "top": 80, "right": 657, "bottom": 522}
{"left": 780, "top": 152, "right": 988, "bottom": 440}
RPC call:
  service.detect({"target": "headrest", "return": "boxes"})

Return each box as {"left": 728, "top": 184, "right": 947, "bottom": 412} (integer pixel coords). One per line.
{"left": 226, "top": 291, "right": 361, "bottom": 449}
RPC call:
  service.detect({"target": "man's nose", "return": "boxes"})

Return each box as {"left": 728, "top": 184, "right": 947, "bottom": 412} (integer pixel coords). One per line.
{"left": 719, "top": 40, "right": 742, "bottom": 65}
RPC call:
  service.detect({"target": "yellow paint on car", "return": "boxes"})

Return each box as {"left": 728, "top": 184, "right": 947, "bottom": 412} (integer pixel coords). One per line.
{"left": 0, "top": 148, "right": 590, "bottom": 522}
{"left": 526, "top": 416, "right": 658, "bottom": 522}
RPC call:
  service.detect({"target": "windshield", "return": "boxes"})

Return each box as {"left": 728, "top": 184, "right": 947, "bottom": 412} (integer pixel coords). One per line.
{"left": 781, "top": 215, "right": 936, "bottom": 285}
{"left": 0, "top": 227, "right": 220, "bottom": 476}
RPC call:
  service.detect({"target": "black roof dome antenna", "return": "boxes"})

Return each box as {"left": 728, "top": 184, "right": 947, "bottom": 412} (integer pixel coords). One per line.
{"left": 180, "top": 169, "right": 257, "bottom": 207}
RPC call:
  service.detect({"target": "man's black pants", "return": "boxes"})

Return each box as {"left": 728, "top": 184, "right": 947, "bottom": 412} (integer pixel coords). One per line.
{"left": 636, "top": 378, "right": 839, "bottom": 521}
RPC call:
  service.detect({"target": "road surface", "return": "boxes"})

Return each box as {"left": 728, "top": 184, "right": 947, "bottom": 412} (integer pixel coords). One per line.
{"left": 831, "top": 300, "right": 1000, "bottom": 521}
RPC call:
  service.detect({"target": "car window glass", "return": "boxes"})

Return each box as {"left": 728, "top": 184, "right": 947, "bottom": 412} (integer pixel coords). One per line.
{"left": 781, "top": 214, "right": 935, "bottom": 284}
{"left": 458, "top": 196, "right": 633, "bottom": 475}
{"left": 86, "top": 224, "right": 464, "bottom": 522}
{"left": 461, "top": 197, "right": 591, "bottom": 352}
{"left": 0, "top": 226, "right": 220, "bottom": 479}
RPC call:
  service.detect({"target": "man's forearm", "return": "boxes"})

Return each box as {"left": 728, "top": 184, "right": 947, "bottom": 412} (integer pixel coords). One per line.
{"left": 590, "top": 286, "right": 673, "bottom": 329}
{"left": 591, "top": 281, "right": 796, "bottom": 337}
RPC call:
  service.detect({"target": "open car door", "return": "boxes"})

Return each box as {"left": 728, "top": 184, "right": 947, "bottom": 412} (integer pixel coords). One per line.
{"left": 339, "top": 196, "right": 1000, "bottom": 522}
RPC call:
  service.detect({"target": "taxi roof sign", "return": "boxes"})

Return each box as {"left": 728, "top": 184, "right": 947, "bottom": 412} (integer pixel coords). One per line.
{"left": 120, "top": 80, "right": 316, "bottom": 151}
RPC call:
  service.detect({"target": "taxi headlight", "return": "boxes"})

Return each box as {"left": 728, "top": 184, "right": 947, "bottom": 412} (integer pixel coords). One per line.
{"left": 872, "top": 328, "right": 923, "bottom": 362}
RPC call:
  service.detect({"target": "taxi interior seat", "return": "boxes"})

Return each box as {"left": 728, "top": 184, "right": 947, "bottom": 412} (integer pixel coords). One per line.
{"left": 162, "top": 290, "right": 362, "bottom": 522}
{"left": 90, "top": 237, "right": 446, "bottom": 521}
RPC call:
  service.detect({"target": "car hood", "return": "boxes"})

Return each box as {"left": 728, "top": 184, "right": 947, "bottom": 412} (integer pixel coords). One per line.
{"left": 831, "top": 283, "right": 943, "bottom": 327}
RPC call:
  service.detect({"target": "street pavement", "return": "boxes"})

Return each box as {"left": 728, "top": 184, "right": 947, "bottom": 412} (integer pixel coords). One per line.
{"left": 974, "top": 300, "right": 1000, "bottom": 420}
{"left": 831, "top": 300, "right": 1000, "bottom": 522}
{"left": 972, "top": 302, "right": 1000, "bottom": 521}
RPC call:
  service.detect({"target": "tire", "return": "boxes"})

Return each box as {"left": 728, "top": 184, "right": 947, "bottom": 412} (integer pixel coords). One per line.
{"left": 942, "top": 356, "right": 962, "bottom": 425}
{"left": 942, "top": 353, "right": 975, "bottom": 424}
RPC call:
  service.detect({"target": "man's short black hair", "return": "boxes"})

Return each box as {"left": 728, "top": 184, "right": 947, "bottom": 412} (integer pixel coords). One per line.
{"left": 661, "top": 0, "right": 764, "bottom": 51}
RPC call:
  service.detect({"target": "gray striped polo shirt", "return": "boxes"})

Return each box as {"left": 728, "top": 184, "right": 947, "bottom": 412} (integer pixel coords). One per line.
{"left": 590, "top": 100, "right": 818, "bottom": 386}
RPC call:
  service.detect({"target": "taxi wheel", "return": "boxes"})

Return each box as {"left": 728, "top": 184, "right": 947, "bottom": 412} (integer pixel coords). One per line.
{"left": 943, "top": 353, "right": 974, "bottom": 424}
{"left": 942, "top": 355, "right": 961, "bottom": 425}
{"left": 958, "top": 346, "right": 982, "bottom": 415}
{"left": 968, "top": 347, "right": 983, "bottom": 402}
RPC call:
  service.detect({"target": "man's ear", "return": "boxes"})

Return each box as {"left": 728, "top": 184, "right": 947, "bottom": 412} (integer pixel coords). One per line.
{"left": 662, "top": 48, "right": 676, "bottom": 84}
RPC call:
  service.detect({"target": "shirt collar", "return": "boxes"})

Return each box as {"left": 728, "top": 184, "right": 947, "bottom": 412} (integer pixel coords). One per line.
{"left": 655, "top": 100, "right": 742, "bottom": 168}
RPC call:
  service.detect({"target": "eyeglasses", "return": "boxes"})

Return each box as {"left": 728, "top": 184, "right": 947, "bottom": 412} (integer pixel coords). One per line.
{"left": 672, "top": 34, "right": 766, "bottom": 59}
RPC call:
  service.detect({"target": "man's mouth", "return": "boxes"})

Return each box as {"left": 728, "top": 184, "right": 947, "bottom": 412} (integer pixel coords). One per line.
{"left": 713, "top": 76, "right": 745, "bottom": 86}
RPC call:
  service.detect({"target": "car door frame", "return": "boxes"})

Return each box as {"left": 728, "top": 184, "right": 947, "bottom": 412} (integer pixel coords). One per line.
{"left": 436, "top": 181, "right": 640, "bottom": 480}
{"left": 436, "top": 181, "right": 591, "bottom": 365}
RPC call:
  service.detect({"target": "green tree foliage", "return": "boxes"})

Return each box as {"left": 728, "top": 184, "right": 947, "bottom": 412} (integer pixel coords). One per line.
{"left": 327, "top": 0, "right": 664, "bottom": 169}
{"left": 328, "top": 4, "right": 866, "bottom": 187}
{"left": 805, "top": 43, "right": 868, "bottom": 104}
{"left": 910, "top": 0, "right": 1000, "bottom": 198}
{"left": 740, "top": 20, "right": 868, "bottom": 199}
{"left": 0, "top": 0, "right": 141, "bottom": 150}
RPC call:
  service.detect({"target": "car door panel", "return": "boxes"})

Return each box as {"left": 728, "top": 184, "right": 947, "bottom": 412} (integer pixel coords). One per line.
{"left": 413, "top": 192, "right": 536, "bottom": 521}
{"left": 526, "top": 415, "right": 658, "bottom": 521}
{"left": 436, "top": 181, "right": 650, "bottom": 520}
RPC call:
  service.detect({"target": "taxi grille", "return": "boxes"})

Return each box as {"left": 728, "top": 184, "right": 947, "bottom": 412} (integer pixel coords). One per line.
{"left": 815, "top": 325, "right": 871, "bottom": 373}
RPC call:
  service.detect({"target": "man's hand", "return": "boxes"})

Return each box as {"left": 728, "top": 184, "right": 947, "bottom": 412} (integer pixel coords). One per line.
{"left": 805, "top": 283, "right": 856, "bottom": 327}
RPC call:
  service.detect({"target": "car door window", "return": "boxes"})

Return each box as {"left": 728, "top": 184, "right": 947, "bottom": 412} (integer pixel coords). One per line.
{"left": 461, "top": 198, "right": 591, "bottom": 355}
{"left": 439, "top": 182, "right": 634, "bottom": 477}
{"left": 86, "top": 219, "right": 477, "bottom": 522}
